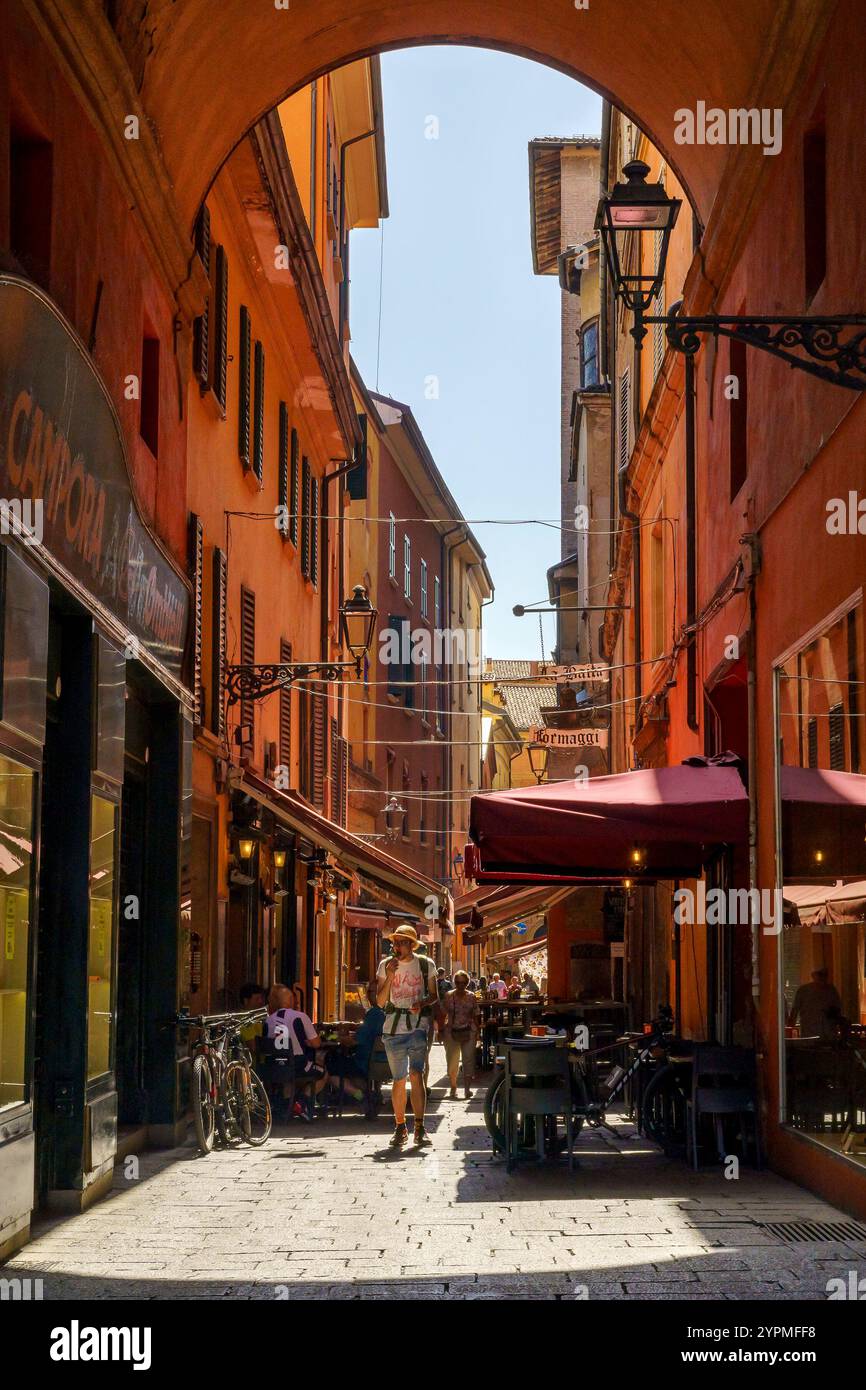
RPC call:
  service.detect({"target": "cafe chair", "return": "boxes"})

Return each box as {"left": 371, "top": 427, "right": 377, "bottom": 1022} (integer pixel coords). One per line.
{"left": 504, "top": 1042, "right": 576, "bottom": 1174}
{"left": 365, "top": 1040, "right": 392, "bottom": 1118}
{"left": 255, "top": 1038, "right": 316, "bottom": 1122}
{"left": 686, "top": 1044, "right": 761, "bottom": 1170}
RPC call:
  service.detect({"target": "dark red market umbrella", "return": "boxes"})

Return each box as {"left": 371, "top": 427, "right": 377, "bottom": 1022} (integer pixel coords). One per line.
{"left": 467, "top": 762, "right": 749, "bottom": 883}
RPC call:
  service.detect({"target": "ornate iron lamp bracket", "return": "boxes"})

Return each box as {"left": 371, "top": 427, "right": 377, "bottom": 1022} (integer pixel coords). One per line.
{"left": 226, "top": 659, "right": 361, "bottom": 705}
{"left": 642, "top": 310, "right": 866, "bottom": 390}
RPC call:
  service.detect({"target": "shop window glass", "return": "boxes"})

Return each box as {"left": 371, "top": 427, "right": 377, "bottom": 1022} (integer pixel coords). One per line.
{"left": 777, "top": 601, "right": 866, "bottom": 1169}
{"left": 0, "top": 758, "right": 34, "bottom": 1111}
{"left": 87, "top": 794, "right": 117, "bottom": 1080}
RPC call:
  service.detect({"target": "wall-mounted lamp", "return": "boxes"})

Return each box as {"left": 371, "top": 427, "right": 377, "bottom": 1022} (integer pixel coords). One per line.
{"left": 237, "top": 837, "right": 255, "bottom": 862}
{"left": 813, "top": 849, "right": 825, "bottom": 866}
{"left": 273, "top": 848, "right": 287, "bottom": 870}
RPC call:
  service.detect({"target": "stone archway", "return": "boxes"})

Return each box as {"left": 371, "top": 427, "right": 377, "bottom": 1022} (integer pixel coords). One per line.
{"left": 24, "top": 0, "right": 835, "bottom": 316}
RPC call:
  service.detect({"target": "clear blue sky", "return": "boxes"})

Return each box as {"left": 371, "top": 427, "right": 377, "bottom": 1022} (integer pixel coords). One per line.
{"left": 348, "top": 46, "right": 601, "bottom": 659}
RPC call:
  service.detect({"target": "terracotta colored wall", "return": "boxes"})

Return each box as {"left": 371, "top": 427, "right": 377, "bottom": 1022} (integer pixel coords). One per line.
{"left": 2, "top": 3, "right": 188, "bottom": 569}
{"left": 372, "top": 435, "right": 447, "bottom": 883}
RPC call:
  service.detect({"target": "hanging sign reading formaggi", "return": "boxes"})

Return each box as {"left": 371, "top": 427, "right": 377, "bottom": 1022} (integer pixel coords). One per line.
{"left": 0, "top": 277, "right": 189, "bottom": 680}
{"left": 528, "top": 725, "right": 609, "bottom": 749}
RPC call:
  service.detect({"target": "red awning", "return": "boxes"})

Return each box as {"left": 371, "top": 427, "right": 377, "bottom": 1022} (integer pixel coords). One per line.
{"left": 459, "top": 884, "right": 566, "bottom": 944}
{"left": 468, "top": 763, "right": 749, "bottom": 883}
{"left": 780, "top": 766, "right": 866, "bottom": 879}
{"left": 240, "top": 770, "right": 452, "bottom": 923}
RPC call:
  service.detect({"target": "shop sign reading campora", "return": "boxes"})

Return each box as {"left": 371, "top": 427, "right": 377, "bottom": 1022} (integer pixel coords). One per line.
{"left": 0, "top": 276, "right": 188, "bottom": 679}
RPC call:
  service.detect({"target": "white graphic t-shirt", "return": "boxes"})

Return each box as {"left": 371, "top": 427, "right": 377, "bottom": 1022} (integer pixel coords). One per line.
{"left": 377, "top": 953, "right": 432, "bottom": 1035}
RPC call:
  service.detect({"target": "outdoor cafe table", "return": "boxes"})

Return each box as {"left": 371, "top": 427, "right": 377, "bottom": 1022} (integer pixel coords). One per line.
{"left": 316, "top": 1022, "right": 360, "bottom": 1113}
{"left": 480, "top": 1000, "right": 544, "bottom": 1067}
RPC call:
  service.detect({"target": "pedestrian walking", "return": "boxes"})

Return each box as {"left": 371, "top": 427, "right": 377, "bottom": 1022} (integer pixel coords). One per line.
{"left": 376, "top": 924, "right": 438, "bottom": 1149}
{"left": 442, "top": 970, "right": 480, "bottom": 1100}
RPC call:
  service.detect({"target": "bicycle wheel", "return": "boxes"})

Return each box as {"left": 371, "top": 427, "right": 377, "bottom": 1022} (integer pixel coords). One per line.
{"left": 192, "top": 1053, "right": 216, "bottom": 1154}
{"left": 484, "top": 1067, "right": 588, "bottom": 1154}
{"left": 226, "top": 1061, "right": 272, "bottom": 1146}
{"left": 642, "top": 1062, "right": 690, "bottom": 1155}
{"left": 215, "top": 1057, "right": 244, "bottom": 1147}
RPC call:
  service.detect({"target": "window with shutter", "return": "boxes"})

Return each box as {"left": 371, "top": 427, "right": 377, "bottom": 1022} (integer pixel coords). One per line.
{"left": 330, "top": 717, "right": 339, "bottom": 821}
{"left": 278, "top": 403, "right": 289, "bottom": 537}
{"left": 652, "top": 228, "right": 665, "bottom": 380}
{"left": 193, "top": 206, "right": 210, "bottom": 386}
{"left": 617, "top": 368, "right": 630, "bottom": 473}
{"left": 807, "top": 717, "right": 818, "bottom": 768}
{"left": 301, "top": 455, "right": 311, "bottom": 577}
{"left": 290, "top": 429, "right": 300, "bottom": 547}
{"left": 211, "top": 547, "right": 227, "bottom": 741}
{"left": 310, "top": 473, "right": 319, "bottom": 589}
{"left": 252, "top": 340, "right": 265, "bottom": 484}
{"left": 238, "top": 305, "right": 251, "bottom": 467}
{"left": 828, "top": 703, "right": 846, "bottom": 771}
{"left": 298, "top": 684, "right": 310, "bottom": 798}
{"left": 340, "top": 736, "right": 348, "bottom": 827}
{"left": 214, "top": 246, "right": 229, "bottom": 411}
{"left": 386, "top": 617, "right": 403, "bottom": 700}
{"left": 402, "top": 618, "right": 414, "bottom": 709}
{"left": 189, "top": 513, "right": 204, "bottom": 725}
{"left": 312, "top": 683, "right": 326, "bottom": 809}
{"left": 239, "top": 586, "right": 256, "bottom": 740}
{"left": 279, "top": 638, "right": 292, "bottom": 774}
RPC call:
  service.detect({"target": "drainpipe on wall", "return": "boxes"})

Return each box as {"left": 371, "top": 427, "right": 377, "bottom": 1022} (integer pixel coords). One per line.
{"left": 742, "top": 533, "right": 762, "bottom": 1007}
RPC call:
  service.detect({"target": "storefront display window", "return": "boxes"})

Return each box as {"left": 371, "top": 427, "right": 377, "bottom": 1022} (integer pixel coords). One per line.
{"left": 777, "top": 600, "right": 866, "bottom": 1168}
{"left": 87, "top": 794, "right": 117, "bottom": 1080}
{"left": 0, "top": 757, "right": 35, "bottom": 1111}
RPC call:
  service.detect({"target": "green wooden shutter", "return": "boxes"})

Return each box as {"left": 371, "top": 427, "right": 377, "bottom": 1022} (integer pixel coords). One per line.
{"left": 301, "top": 455, "right": 311, "bottom": 578}
{"left": 278, "top": 403, "right": 289, "bottom": 537}
{"left": 310, "top": 472, "right": 319, "bottom": 589}
{"left": 189, "top": 513, "right": 204, "bottom": 725}
{"left": 239, "top": 586, "right": 256, "bottom": 740}
{"left": 238, "top": 305, "right": 251, "bottom": 466}
{"left": 214, "top": 246, "right": 229, "bottom": 411}
{"left": 289, "top": 428, "right": 300, "bottom": 546}
{"left": 279, "top": 638, "right": 292, "bottom": 773}
{"left": 211, "top": 547, "right": 228, "bottom": 741}
{"left": 252, "top": 339, "right": 265, "bottom": 485}
{"left": 193, "top": 206, "right": 210, "bottom": 386}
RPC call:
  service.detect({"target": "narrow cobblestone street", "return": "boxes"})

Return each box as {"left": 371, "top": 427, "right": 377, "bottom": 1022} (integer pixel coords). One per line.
{"left": 9, "top": 1053, "right": 866, "bottom": 1301}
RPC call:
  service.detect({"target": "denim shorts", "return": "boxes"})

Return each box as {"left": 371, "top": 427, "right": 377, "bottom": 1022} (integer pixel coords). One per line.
{"left": 382, "top": 1028, "right": 428, "bottom": 1079}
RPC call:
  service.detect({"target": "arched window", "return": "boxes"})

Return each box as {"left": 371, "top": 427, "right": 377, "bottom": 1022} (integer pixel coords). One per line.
{"left": 580, "top": 319, "right": 599, "bottom": 389}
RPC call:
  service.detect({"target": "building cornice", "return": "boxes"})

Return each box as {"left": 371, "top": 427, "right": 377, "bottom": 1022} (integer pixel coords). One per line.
{"left": 252, "top": 114, "right": 362, "bottom": 456}
{"left": 20, "top": 0, "right": 208, "bottom": 325}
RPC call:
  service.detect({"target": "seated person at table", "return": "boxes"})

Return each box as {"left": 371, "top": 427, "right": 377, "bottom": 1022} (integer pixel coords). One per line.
{"left": 324, "top": 985, "right": 386, "bottom": 1102}
{"left": 507, "top": 975, "right": 522, "bottom": 999}
{"left": 487, "top": 973, "right": 508, "bottom": 1001}
{"left": 521, "top": 974, "right": 540, "bottom": 999}
{"left": 266, "top": 984, "right": 329, "bottom": 1099}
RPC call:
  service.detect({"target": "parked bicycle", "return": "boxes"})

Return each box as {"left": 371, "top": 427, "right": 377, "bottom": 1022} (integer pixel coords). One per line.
{"left": 176, "top": 1009, "right": 272, "bottom": 1154}
{"left": 483, "top": 1006, "right": 692, "bottom": 1157}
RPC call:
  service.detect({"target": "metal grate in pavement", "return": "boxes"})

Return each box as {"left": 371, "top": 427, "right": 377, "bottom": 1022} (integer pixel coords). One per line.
{"left": 758, "top": 1218, "right": 866, "bottom": 1244}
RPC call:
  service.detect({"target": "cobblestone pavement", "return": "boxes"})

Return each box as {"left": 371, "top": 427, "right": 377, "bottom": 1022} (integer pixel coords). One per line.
{"left": 8, "top": 1054, "right": 866, "bottom": 1300}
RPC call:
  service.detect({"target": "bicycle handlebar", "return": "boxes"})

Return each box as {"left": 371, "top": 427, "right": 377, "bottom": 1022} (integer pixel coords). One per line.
{"left": 175, "top": 1008, "right": 267, "bottom": 1029}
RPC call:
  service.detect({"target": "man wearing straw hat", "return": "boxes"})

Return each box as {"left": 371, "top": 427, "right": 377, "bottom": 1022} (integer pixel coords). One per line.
{"left": 376, "top": 924, "right": 438, "bottom": 1148}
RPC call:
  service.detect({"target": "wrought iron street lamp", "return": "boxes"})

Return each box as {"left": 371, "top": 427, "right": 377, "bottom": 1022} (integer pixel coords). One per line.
{"left": 339, "top": 584, "right": 378, "bottom": 662}
{"left": 226, "top": 586, "right": 378, "bottom": 704}
{"left": 595, "top": 160, "right": 866, "bottom": 390}
{"left": 527, "top": 742, "right": 549, "bottom": 785}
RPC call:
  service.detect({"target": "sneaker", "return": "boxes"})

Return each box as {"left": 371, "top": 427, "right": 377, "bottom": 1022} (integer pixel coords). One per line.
{"left": 463, "top": 1088, "right": 472, "bottom": 1100}
{"left": 389, "top": 1123, "right": 409, "bottom": 1149}
{"left": 413, "top": 1122, "right": 432, "bottom": 1147}
{"left": 449, "top": 1088, "right": 457, "bottom": 1100}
